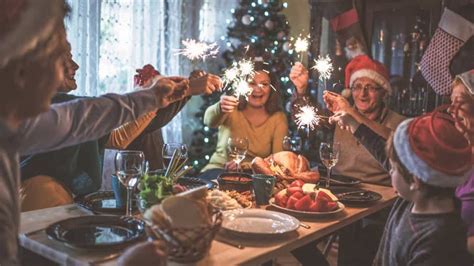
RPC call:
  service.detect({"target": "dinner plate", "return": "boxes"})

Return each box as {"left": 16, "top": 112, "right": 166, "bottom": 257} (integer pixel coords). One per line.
{"left": 46, "top": 215, "right": 145, "bottom": 249}
{"left": 75, "top": 191, "right": 136, "bottom": 215}
{"left": 330, "top": 187, "right": 382, "bottom": 204}
{"left": 221, "top": 209, "right": 299, "bottom": 236}
{"left": 269, "top": 198, "right": 345, "bottom": 217}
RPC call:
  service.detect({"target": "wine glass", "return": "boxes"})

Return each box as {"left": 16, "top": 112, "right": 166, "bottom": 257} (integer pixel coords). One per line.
{"left": 162, "top": 143, "right": 188, "bottom": 169}
{"left": 282, "top": 136, "right": 302, "bottom": 153}
{"left": 115, "top": 150, "right": 145, "bottom": 216}
{"left": 319, "top": 142, "right": 340, "bottom": 188}
{"left": 227, "top": 137, "right": 249, "bottom": 173}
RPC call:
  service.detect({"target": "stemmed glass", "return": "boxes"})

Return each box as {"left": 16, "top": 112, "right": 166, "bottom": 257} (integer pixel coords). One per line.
{"left": 319, "top": 142, "right": 340, "bottom": 188}
{"left": 115, "top": 150, "right": 145, "bottom": 216}
{"left": 227, "top": 137, "right": 249, "bottom": 173}
{"left": 162, "top": 143, "right": 188, "bottom": 169}
{"left": 282, "top": 136, "right": 302, "bottom": 153}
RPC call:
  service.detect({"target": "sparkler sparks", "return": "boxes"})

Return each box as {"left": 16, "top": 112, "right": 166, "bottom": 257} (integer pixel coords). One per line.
{"left": 175, "top": 39, "right": 219, "bottom": 61}
{"left": 222, "top": 58, "right": 257, "bottom": 97}
{"left": 233, "top": 78, "right": 252, "bottom": 99}
{"left": 293, "top": 37, "right": 309, "bottom": 53}
{"left": 238, "top": 59, "right": 255, "bottom": 77}
{"left": 295, "top": 105, "right": 321, "bottom": 131}
{"left": 312, "top": 55, "right": 333, "bottom": 80}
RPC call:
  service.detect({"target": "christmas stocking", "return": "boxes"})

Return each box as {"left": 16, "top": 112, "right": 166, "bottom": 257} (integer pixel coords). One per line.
{"left": 419, "top": 8, "right": 474, "bottom": 95}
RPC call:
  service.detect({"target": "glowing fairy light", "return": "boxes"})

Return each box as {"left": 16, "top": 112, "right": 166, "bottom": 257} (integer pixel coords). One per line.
{"left": 175, "top": 39, "right": 219, "bottom": 61}
{"left": 295, "top": 105, "right": 320, "bottom": 131}
{"left": 312, "top": 55, "right": 333, "bottom": 80}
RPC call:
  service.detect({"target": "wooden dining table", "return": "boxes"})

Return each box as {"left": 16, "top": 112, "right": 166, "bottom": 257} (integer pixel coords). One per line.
{"left": 19, "top": 183, "right": 397, "bottom": 265}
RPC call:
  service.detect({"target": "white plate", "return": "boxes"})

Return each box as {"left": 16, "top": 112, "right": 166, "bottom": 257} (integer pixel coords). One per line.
{"left": 221, "top": 209, "right": 299, "bottom": 236}
{"left": 269, "top": 198, "right": 345, "bottom": 217}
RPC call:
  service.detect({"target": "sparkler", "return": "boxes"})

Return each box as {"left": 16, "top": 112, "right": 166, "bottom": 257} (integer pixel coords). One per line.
{"left": 292, "top": 35, "right": 310, "bottom": 62}
{"left": 311, "top": 55, "right": 333, "bottom": 90}
{"left": 221, "top": 58, "right": 256, "bottom": 98}
{"left": 295, "top": 105, "right": 321, "bottom": 131}
{"left": 175, "top": 39, "right": 219, "bottom": 62}
{"left": 233, "top": 78, "right": 253, "bottom": 99}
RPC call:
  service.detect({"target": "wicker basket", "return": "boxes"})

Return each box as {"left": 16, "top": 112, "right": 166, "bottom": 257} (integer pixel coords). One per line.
{"left": 147, "top": 207, "right": 222, "bottom": 263}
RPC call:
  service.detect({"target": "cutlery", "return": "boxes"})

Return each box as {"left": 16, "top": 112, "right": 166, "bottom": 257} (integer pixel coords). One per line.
{"left": 299, "top": 222, "right": 311, "bottom": 229}
{"left": 217, "top": 238, "right": 244, "bottom": 249}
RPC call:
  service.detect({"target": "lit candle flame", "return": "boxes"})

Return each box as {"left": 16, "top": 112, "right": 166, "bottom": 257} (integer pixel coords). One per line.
{"left": 175, "top": 39, "right": 219, "bottom": 61}
{"left": 312, "top": 55, "right": 333, "bottom": 80}
{"left": 295, "top": 105, "right": 321, "bottom": 131}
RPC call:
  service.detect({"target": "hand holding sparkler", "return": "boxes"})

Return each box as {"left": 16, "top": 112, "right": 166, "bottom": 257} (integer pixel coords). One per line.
{"left": 219, "top": 94, "right": 239, "bottom": 113}
{"left": 323, "top": 90, "right": 351, "bottom": 113}
{"left": 329, "top": 111, "right": 360, "bottom": 134}
{"left": 188, "top": 71, "right": 222, "bottom": 95}
{"left": 289, "top": 62, "right": 309, "bottom": 95}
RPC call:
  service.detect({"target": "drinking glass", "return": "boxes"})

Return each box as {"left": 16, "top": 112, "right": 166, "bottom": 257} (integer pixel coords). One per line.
{"left": 115, "top": 150, "right": 145, "bottom": 216}
{"left": 282, "top": 136, "right": 302, "bottom": 153}
{"left": 162, "top": 143, "right": 188, "bottom": 169}
{"left": 227, "top": 137, "right": 249, "bottom": 173}
{"left": 319, "top": 142, "right": 340, "bottom": 188}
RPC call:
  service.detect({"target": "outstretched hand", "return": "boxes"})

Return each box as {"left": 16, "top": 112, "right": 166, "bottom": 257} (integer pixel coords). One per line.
{"left": 289, "top": 62, "right": 309, "bottom": 95}
{"left": 219, "top": 95, "right": 239, "bottom": 113}
{"left": 323, "top": 90, "right": 351, "bottom": 113}
{"left": 329, "top": 111, "right": 360, "bottom": 133}
{"left": 189, "top": 72, "right": 222, "bottom": 95}
{"left": 151, "top": 77, "right": 189, "bottom": 108}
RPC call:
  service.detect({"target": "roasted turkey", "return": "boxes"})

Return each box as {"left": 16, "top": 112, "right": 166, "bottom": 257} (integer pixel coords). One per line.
{"left": 251, "top": 151, "right": 320, "bottom": 191}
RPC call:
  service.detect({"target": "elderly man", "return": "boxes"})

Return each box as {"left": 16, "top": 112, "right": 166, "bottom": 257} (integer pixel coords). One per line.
{"left": 0, "top": 0, "right": 220, "bottom": 264}
{"left": 290, "top": 55, "right": 405, "bottom": 266}
{"left": 290, "top": 55, "right": 405, "bottom": 186}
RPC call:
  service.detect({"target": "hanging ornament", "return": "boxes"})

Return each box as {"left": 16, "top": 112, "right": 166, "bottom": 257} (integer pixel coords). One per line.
{"left": 265, "top": 20, "right": 274, "bottom": 30}
{"left": 241, "top": 15, "right": 252, "bottom": 25}
{"left": 283, "top": 41, "right": 290, "bottom": 52}
{"left": 277, "top": 31, "right": 286, "bottom": 40}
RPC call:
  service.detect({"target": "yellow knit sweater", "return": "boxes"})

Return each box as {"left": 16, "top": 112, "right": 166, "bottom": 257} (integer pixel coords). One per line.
{"left": 201, "top": 102, "right": 288, "bottom": 172}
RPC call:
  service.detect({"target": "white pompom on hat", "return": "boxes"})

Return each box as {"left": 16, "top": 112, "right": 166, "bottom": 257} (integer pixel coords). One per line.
{"left": 0, "top": 0, "right": 65, "bottom": 67}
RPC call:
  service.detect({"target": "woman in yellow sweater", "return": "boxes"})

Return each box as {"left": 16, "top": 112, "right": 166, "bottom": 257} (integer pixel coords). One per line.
{"left": 199, "top": 61, "right": 289, "bottom": 180}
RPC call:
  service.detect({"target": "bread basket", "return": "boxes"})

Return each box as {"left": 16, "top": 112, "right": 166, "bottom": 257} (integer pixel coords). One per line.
{"left": 146, "top": 205, "right": 222, "bottom": 263}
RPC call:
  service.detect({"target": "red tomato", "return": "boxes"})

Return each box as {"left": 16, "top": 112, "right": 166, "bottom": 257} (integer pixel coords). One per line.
{"left": 286, "top": 195, "right": 299, "bottom": 209}
{"left": 294, "top": 195, "right": 312, "bottom": 211}
{"left": 287, "top": 186, "right": 303, "bottom": 196}
{"left": 290, "top": 179, "right": 305, "bottom": 188}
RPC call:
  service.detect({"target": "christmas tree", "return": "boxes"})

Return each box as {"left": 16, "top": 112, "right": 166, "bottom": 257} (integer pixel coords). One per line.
{"left": 188, "top": 0, "right": 296, "bottom": 173}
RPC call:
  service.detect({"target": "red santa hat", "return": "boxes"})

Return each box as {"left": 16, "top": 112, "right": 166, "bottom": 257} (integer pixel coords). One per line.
{"left": 0, "top": 0, "right": 65, "bottom": 67}
{"left": 345, "top": 55, "right": 391, "bottom": 94}
{"left": 393, "top": 107, "right": 472, "bottom": 187}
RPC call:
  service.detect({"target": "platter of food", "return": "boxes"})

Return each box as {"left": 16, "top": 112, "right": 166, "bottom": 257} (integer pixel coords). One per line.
{"left": 269, "top": 180, "right": 345, "bottom": 217}
{"left": 207, "top": 190, "right": 253, "bottom": 210}
{"left": 221, "top": 209, "right": 299, "bottom": 237}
